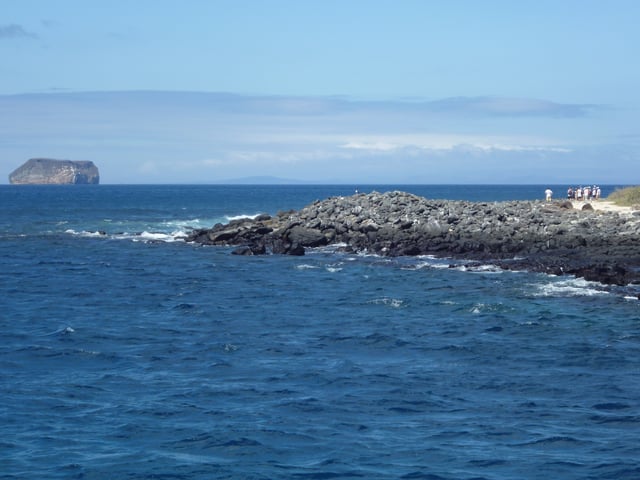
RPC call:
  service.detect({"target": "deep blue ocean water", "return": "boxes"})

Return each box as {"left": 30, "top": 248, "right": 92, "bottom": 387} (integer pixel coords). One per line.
{"left": 1, "top": 184, "right": 639, "bottom": 480}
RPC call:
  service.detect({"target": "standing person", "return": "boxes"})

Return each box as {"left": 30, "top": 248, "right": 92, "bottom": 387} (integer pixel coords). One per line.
{"left": 567, "top": 187, "right": 574, "bottom": 199}
{"left": 545, "top": 188, "right": 553, "bottom": 202}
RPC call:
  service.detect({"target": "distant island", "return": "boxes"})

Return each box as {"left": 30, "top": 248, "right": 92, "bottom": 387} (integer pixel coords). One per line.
{"left": 9, "top": 158, "right": 100, "bottom": 185}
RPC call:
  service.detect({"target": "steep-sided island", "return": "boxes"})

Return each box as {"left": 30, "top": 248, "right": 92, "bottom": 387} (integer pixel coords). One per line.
{"left": 187, "top": 190, "right": 640, "bottom": 286}
{"left": 9, "top": 158, "right": 100, "bottom": 185}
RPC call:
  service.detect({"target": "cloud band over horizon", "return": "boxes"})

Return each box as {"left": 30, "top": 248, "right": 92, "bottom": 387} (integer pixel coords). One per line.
{"left": 0, "top": 91, "right": 633, "bottom": 184}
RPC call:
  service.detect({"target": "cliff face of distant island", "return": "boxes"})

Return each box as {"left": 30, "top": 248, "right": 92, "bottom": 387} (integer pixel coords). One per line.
{"left": 9, "top": 158, "right": 100, "bottom": 185}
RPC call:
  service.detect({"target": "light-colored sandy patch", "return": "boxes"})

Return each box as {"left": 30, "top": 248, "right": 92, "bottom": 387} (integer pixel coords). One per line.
{"left": 571, "top": 200, "right": 635, "bottom": 215}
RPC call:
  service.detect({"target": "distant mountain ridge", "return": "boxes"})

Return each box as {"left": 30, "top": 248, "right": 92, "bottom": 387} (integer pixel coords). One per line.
{"left": 9, "top": 158, "right": 100, "bottom": 185}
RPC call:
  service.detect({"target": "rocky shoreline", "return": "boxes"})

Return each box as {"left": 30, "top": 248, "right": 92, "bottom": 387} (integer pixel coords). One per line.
{"left": 186, "top": 191, "right": 640, "bottom": 286}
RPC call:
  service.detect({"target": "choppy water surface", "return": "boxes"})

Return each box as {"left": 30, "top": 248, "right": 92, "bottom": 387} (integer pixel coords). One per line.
{"left": 1, "top": 185, "right": 639, "bottom": 479}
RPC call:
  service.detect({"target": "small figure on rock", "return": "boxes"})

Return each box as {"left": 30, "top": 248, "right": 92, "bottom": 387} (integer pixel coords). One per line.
{"left": 545, "top": 188, "right": 553, "bottom": 202}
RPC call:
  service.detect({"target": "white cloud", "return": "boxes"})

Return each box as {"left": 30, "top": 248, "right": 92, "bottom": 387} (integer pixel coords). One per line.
{"left": 338, "top": 133, "right": 572, "bottom": 154}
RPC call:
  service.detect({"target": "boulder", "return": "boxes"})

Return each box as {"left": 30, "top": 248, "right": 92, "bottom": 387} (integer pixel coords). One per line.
{"left": 285, "top": 226, "right": 328, "bottom": 248}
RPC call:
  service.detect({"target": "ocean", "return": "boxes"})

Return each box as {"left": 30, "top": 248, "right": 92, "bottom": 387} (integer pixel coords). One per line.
{"left": 1, "top": 184, "right": 639, "bottom": 480}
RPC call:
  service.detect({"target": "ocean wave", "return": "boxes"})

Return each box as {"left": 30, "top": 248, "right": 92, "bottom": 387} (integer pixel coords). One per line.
{"left": 411, "top": 255, "right": 452, "bottom": 270}
{"left": 368, "top": 297, "right": 405, "bottom": 308}
{"left": 65, "top": 228, "right": 187, "bottom": 243}
{"left": 131, "top": 231, "right": 186, "bottom": 243}
{"left": 456, "top": 263, "right": 504, "bottom": 274}
{"left": 65, "top": 228, "right": 106, "bottom": 238}
{"left": 225, "top": 213, "right": 262, "bottom": 222}
{"left": 295, "top": 264, "right": 320, "bottom": 270}
{"left": 533, "top": 277, "right": 609, "bottom": 297}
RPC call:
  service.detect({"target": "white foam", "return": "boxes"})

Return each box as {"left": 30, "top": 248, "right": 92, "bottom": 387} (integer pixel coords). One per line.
{"left": 295, "top": 264, "right": 319, "bottom": 270}
{"left": 65, "top": 229, "right": 105, "bottom": 238}
{"left": 410, "top": 256, "right": 451, "bottom": 270}
{"left": 67, "top": 226, "right": 189, "bottom": 243}
{"left": 457, "top": 264, "right": 504, "bottom": 273}
{"left": 533, "top": 277, "right": 609, "bottom": 297}
{"left": 133, "top": 231, "right": 186, "bottom": 243}
{"left": 471, "top": 303, "right": 486, "bottom": 315}
{"left": 162, "top": 217, "right": 228, "bottom": 230}
{"left": 369, "top": 297, "right": 405, "bottom": 308}
{"left": 225, "top": 213, "right": 262, "bottom": 222}
{"left": 42, "top": 326, "right": 75, "bottom": 336}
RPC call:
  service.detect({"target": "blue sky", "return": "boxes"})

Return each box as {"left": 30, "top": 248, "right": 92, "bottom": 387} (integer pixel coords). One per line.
{"left": 1, "top": 0, "right": 639, "bottom": 184}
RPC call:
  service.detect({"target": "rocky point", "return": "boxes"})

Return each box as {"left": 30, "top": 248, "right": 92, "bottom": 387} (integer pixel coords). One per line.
{"left": 186, "top": 191, "right": 640, "bottom": 286}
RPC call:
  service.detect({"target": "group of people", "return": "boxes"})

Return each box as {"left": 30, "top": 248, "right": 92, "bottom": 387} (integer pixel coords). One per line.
{"left": 567, "top": 185, "right": 601, "bottom": 201}
{"left": 544, "top": 185, "right": 602, "bottom": 202}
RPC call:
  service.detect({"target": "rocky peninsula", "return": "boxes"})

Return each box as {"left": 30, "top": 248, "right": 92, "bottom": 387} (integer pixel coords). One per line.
{"left": 186, "top": 191, "right": 640, "bottom": 286}
{"left": 9, "top": 158, "right": 100, "bottom": 185}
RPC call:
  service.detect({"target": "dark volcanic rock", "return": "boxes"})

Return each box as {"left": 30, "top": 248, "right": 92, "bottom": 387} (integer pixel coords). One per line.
{"left": 9, "top": 158, "right": 100, "bottom": 185}
{"left": 186, "top": 191, "right": 640, "bottom": 286}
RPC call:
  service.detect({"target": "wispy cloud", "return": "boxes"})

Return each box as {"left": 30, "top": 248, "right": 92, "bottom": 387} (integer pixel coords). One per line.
{"left": 424, "top": 96, "right": 599, "bottom": 118}
{"left": 213, "top": 93, "right": 599, "bottom": 119}
{"left": 8, "top": 90, "right": 597, "bottom": 120}
{"left": 339, "top": 133, "right": 570, "bottom": 153}
{"left": 232, "top": 94, "right": 600, "bottom": 119}
{"left": 0, "top": 24, "right": 37, "bottom": 40}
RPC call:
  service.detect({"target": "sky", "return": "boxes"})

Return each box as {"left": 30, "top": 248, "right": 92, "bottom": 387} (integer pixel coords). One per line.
{"left": 1, "top": 0, "right": 639, "bottom": 184}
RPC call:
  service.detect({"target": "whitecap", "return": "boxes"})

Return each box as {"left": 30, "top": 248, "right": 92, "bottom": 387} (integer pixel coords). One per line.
{"left": 295, "top": 264, "right": 319, "bottom": 270}
{"left": 470, "top": 303, "right": 485, "bottom": 314}
{"left": 78, "top": 348, "right": 100, "bottom": 355}
{"left": 309, "top": 242, "right": 351, "bottom": 255}
{"left": 409, "top": 256, "right": 452, "bottom": 270}
{"left": 131, "top": 230, "right": 187, "bottom": 243}
{"left": 161, "top": 218, "right": 224, "bottom": 231}
{"left": 41, "top": 326, "right": 75, "bottom": 336}
{"left": 533, "top": 277, "right": 608, "bottom": 297}
{"left": 326, "top": 262, "right": 344, "bottom": 272}
{"left": 225, "top": 213, "right": 262, "bottom": 222}
{"left": 369, "top": 297, "right": 405, "bottom": 308}
{"left": 457, "top": 264, "right": 504, "bottom": 273}
{"left": 65, "top": 229, "right": 105, "bottom": 238}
